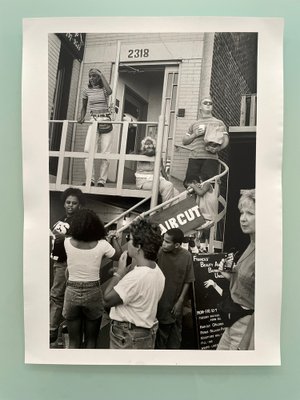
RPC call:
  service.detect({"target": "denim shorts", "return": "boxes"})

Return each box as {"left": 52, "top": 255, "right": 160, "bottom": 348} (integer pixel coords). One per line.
{"left": 110, "top": 320, "right": 158, "bottom": 349}
{"left": 62, "top": 280, "right": 104, "bottom": 321}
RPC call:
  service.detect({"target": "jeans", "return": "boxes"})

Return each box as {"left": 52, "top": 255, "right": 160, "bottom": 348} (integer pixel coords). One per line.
{"left": 84, "top": 118, "right": 113, "bottom": 184}
{"left": 217, "top": 314, "right": 252, "bottom": 350}
{"left": 155, "top": 318, "right": 183, "bottom": 349}
{"left": 50, "top": 261, "right": 67, "bottom": 332}
{"left": 110, "top": 320, "right": 158, "bottom": 349}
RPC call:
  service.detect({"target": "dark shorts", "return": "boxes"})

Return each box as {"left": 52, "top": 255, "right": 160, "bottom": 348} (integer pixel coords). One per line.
{"left": 62, "top": 280, "right": 104, "bottom": 321}
{"left": 184, "top": 158, "right": 219, "bottom": 186}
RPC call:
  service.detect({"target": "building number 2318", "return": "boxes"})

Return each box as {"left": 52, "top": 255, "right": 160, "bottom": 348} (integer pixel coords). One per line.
{"left": 128, "top": 49, "right": 149, "bottom": 58}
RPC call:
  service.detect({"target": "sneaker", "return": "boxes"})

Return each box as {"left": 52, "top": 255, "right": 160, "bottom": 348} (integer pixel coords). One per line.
{"left": 97, "top": 182, "right": 105, "bottom": 187}
{"left": 82, "top": 182, "right": 95, "bottom": 186}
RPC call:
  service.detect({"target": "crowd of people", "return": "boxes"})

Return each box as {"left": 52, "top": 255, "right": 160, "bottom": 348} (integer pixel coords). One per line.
{"left": 50, "top": 195, "right": 195, "bottom": 350}
{"left": 49, "top": 69, "right": 255, "bottom": 351}
{"left": 49, "top": 188, "right": 255, "bottom": 351}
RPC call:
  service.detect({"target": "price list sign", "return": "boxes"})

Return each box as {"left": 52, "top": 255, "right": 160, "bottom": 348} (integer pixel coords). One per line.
{"left": 192, "top": 253, "right": 230, "bottom": 350}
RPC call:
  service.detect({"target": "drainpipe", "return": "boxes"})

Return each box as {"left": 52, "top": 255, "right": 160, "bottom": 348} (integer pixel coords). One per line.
{"left": 150, "top": 114, "right": 164, "bottom": 209}
{"left": 110, "top": 40, "right": 121, "bottom": 118}
{"left": 68, "top": 59, "right": 84, "bottom": 184}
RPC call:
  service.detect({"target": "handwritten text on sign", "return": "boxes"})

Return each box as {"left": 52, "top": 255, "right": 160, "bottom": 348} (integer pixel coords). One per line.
{"left": 192, "top": 254, "right": 229, "bottom": 349}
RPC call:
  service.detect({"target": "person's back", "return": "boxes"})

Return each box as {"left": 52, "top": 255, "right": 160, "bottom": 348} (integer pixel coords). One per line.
{"left": 62, "top": 208, "right": 121, "bottom": 349}
{"left": 64, "top": 238, "right": 115, "bottom": 282}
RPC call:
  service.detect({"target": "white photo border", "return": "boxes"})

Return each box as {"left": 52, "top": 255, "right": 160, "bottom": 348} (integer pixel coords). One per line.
{"left": 22, "top": 16, "right": 283, "bottom": 365}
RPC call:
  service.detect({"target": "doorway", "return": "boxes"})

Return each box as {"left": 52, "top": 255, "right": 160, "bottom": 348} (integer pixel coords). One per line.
{"left": 123, "top": 86, "right": 148, "bottom": 155}
{"left": 224, "top": 132, "right": 256, "bottom": 252}
{"left": 116, "top": 63, "right": 179, "bottom": 184}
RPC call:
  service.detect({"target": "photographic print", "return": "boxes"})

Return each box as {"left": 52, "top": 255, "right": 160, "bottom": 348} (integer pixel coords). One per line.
{"left": 23, "top": 17, "right": 283, "bottom": 365}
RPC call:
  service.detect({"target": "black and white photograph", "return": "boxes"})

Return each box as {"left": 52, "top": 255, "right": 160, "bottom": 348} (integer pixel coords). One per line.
{"left": 22, "top": 17, "right": 283, "bottom": 365}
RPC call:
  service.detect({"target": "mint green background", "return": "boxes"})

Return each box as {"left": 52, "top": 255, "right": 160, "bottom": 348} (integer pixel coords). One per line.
{"left": 1, "top": 0, "right": 299, "bottom": 399}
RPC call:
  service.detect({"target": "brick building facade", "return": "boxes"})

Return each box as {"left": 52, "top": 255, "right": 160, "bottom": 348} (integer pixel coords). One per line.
{"left": 48, "top": 32, "right": 257, "bottom": 246}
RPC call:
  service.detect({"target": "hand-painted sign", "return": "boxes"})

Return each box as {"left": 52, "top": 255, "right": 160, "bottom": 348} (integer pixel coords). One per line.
{"left": 149, "top": 196, "right": 206, "bottom": 235}
{"left": 192, "top": 253, "right": 230, "bottom": 350}
{"left": 56, "top": 33, "right": 86, "bottom": 61}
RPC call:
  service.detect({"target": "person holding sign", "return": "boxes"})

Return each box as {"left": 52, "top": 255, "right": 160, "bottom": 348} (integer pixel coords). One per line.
{"left": 217, "top": 189, "right": 255, "bottom": 350}
{"left": 156, "top": 228, "right": 195, "bottom": 349}
{"left": 182, "top": 96, "right": 229, "bottom": 186}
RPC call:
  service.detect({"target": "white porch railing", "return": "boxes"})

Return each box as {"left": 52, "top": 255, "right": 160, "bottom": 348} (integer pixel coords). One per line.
{"left": 111, "top": 158, "right": 229, "bottom": 253}
{"left": 49, "top": 116, "right": 165, "bottom": 209}
{"left": 240, "top": 93, "right": 257, "bottom": 127}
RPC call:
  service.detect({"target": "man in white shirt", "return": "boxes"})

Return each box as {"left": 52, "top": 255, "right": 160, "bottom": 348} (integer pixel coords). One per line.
{"left": 104, "top": 219, "right": 165, "bottom": 349}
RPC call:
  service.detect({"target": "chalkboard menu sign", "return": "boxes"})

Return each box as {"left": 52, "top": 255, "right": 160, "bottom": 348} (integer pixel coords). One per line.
{"left": 192, "top": 253, "right": 230, "bottom": 350}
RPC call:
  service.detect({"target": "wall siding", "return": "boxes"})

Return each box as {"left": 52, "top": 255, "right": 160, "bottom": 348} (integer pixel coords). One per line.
{"left": 48, "top": 34, "right": 61, "bottom": 119}
{"left": 171, "top": 59, "right": 202, "bottom": 181}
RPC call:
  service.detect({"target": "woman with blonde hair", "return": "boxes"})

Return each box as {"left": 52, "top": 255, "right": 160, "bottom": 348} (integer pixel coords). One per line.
{"left": 217, "top": 189, "right": 255, "bottom": 350}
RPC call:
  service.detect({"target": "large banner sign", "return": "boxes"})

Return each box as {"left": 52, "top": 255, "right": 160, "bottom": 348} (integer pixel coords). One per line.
{"left": 149, "top": 196, "right": 206, "bottom": 235}
{"left": 192, "top": 253, "right": 230, "bottom": 350}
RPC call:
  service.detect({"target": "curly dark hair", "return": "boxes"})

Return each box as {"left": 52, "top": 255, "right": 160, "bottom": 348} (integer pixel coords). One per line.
{"left": 68, "top": 209, "right": 106, "bottom": 242}
{"left": 130, "top": 218, "right": 162, "bottom": 261}
{"left": 61, "top": 188, "right": 86, "bottom": 206}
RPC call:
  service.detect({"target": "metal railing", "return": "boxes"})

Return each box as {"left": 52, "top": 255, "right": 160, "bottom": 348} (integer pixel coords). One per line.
{"left": 49, "top": 117, "right": 230, "bottom": 251}
{"left": 240, "top": 94, "right": 257, "bottom": 126}
{"left": 109, "top": 158, "right": 229, "bottom": 253}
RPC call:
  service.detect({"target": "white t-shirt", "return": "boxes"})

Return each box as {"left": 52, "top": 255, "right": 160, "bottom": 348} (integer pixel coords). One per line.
{"left": 64, "top": 237, "right": 115, "bottom": 282}
{"left": 110, "top": 265, "right": 165, "bottom": 328}
{"left": 197, "top": 188, "right": 218, "bottom": 221}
